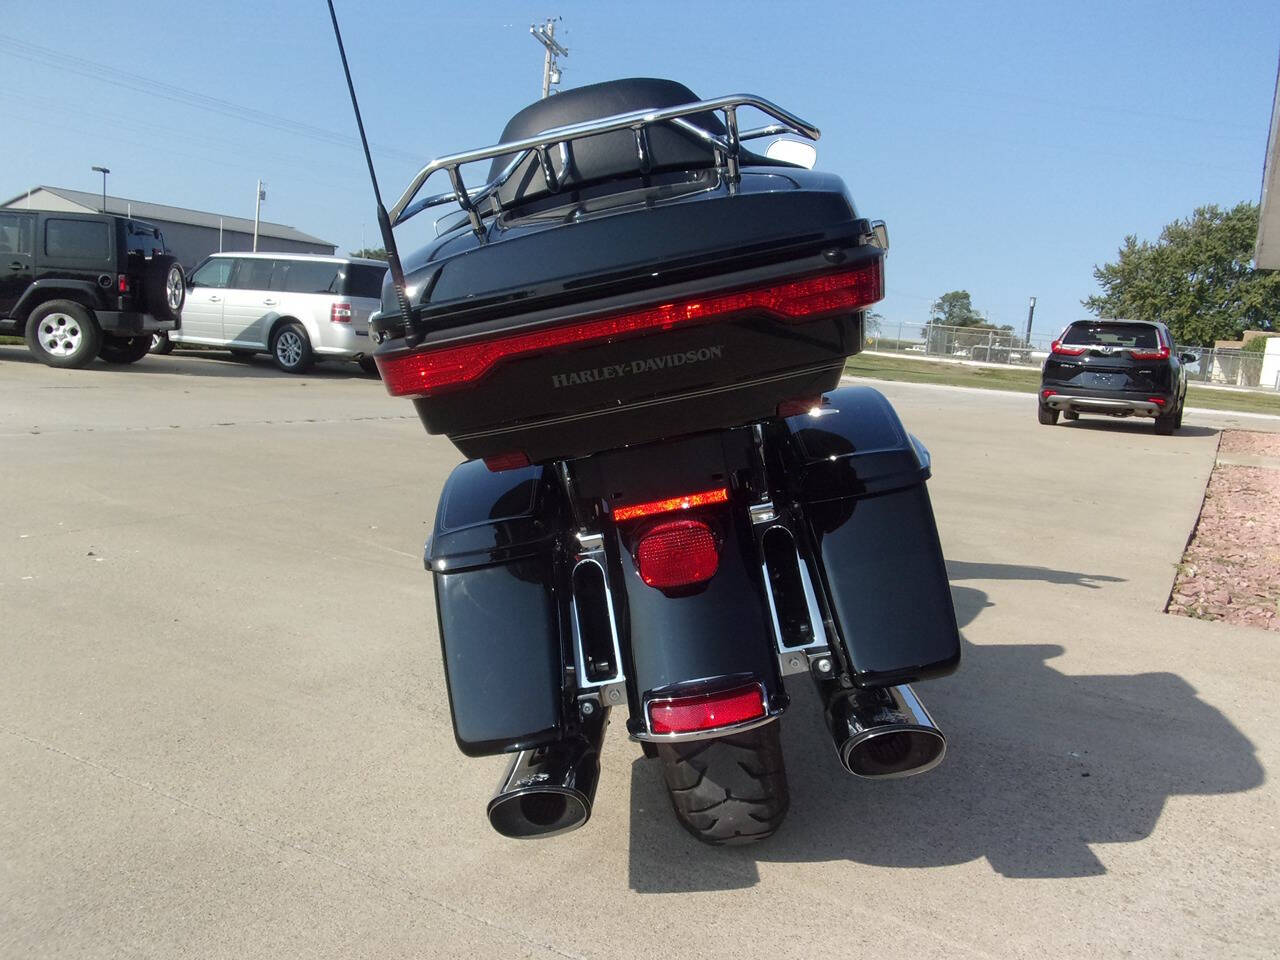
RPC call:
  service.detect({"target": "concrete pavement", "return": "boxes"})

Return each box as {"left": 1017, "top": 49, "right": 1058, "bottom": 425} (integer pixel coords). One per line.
{"left": 2, "top": 346, "right": 1276, "bottom": 959}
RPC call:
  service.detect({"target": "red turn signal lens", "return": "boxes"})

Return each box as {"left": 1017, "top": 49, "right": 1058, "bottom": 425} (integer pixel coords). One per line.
{"left": 379, "top": 261, "right": 884, "bottom": 399}
{"left": 331, "top": 302, "right": 353, "bottom": 323}
{"left": 1051, "top": 340, "right": 1086, "bottom": 356}
{"left": 649, "top": 684, "right": 767, "bottom": 735}
{"left": 117, "top": 274, "right": 128, "bottom": 294}
{"left": 1041, "top": 389, "right": 1056, "bottom": 399}
{"left": 482, "top": 452, "right": 531, "bottom": 472}
{"left": 635, "top": 519, "right": 720, "bottom": 588}
{"left": 613, "top": 486, "right": 729, "bottom": 523}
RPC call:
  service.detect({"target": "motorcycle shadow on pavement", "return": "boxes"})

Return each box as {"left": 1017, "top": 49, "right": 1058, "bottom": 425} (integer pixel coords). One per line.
{"left": 626, "top": 560, "right": 1263, "bottom": 891}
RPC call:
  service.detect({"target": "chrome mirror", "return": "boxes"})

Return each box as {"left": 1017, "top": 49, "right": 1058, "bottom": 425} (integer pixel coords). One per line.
{"left": 869, "top": 220, "right": 889, "bottom": 252}
{"left": 765, "top": 138, "right": 817, "bottom": 169}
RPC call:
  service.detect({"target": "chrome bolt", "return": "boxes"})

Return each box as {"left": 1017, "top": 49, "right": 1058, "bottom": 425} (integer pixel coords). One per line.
{"left": 580, "top": 700, "right": 596, "bottom": 716}
{"left": 816, "top": 657, "right": 833, "bottom": 674}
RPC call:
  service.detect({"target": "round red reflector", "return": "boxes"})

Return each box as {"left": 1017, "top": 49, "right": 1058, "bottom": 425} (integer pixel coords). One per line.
{"left": 635, "top": 519, "right": 719, "bottom": 588}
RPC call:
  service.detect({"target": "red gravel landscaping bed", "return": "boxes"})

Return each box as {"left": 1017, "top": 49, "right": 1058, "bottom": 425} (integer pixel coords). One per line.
{"left": 1167, "top": 432, "right": 1280, "bottom": 631}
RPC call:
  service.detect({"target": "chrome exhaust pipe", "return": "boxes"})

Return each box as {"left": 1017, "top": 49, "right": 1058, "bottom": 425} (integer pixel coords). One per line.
{"left": 486, "top": 708, "right": 607, "bottom": 839}
{"left": 822, "top": 683, "right": 946, "bottom": 779}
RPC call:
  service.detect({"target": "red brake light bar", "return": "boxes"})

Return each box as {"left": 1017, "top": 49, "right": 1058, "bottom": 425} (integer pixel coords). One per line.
{"left": 648, "top": 683, "right": 767, "bottom": 735}
{"left": 377, "top": 261, "right": 884, "bottom": 399}
{"left": 1051, "top": 340, "right": 1086, "bottom": 356}
{"left": 612, "top": 486, "right": 729, "bottom": 523}
{"left": 1129, "top": 346, "right": 1170, "bottom": 361}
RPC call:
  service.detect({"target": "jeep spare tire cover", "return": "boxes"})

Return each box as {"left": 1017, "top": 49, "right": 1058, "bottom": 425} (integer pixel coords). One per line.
{"left": 145, "top": 256, "right": 185, "bottom": 324}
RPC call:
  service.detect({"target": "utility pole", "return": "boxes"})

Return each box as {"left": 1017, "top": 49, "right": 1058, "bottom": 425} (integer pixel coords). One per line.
{"left": 253, "top": 180, "right": 266, "bottom": 252}
{"left": 530, "top": 19, "right": 568, "bottom": 99}
{"left": 1024, "top": 296, "right": 1037, "bottom": 347}
{"left": 91, "top": 166, "right": 110, "bottom": 212}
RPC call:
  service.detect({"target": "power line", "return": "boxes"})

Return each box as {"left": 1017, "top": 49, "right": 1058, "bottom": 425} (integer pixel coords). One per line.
{"left": 0, "top": 33, "right": 425, "bottom": 166}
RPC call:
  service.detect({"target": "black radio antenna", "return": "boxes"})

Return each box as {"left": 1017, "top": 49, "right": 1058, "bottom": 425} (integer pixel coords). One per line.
{"left": 325, "top": 0, "right": 415, "bottom": 332}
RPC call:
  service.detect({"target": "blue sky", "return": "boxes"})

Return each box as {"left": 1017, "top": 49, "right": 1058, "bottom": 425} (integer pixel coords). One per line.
{"left": 1, "top": 0, "right": 1276, "bottom": 338}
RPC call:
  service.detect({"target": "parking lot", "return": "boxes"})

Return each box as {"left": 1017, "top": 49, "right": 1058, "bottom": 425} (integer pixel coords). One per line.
{"left": 2, "top": 345, "right": 1278, "bottom": 959}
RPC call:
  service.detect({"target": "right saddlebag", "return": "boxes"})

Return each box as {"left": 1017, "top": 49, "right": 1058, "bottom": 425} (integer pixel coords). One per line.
{"left": 775, "top": 386, "right": 960, "bottom": 687}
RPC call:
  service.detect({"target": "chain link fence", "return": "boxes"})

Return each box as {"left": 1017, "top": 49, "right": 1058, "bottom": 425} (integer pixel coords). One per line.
{"left": 864, "top": 322, "right": 1278, "bottom": 391}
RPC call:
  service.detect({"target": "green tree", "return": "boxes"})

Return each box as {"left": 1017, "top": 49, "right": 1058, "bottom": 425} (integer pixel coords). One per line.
{"left": 930, "top": 290, "right": 982, "bottom": 327}
{"left": 349, "top": 247, "right": 388, "bottom": 260}
{"left": 1084, "top": 203, "right": 1280, "bottom": 346}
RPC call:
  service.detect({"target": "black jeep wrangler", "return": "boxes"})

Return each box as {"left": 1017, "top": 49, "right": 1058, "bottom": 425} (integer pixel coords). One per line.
{"left": 0, "top": 210, "right": 185, "bottom": 368}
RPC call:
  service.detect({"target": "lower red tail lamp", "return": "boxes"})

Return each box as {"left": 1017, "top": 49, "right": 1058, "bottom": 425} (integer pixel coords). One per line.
{"left": 648, "top": 684, "right": 767, "bottom": 735}
{"left": 635, "top": 519, "right": 720, "bottom": 588}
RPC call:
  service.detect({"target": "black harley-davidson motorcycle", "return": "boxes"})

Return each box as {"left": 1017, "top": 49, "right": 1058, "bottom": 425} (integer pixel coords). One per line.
{"left": 339, "top": 64, "right": 960, "bottom": 843}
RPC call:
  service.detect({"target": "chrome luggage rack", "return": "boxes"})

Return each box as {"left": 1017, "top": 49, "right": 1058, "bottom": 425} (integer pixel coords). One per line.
{"left": 389, "top": 94, "right": 820, "bottom": 238}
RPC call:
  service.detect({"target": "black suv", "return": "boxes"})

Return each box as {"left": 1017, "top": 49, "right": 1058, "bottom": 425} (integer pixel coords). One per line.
{"left": 0, "top": 210, "right": 185, "bottom": 368}
{"left": 1038, "top": 319, "right": 1191, "bottom": 435}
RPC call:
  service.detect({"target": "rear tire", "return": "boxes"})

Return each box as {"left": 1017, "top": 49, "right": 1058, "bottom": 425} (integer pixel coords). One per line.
{"left": 25, "top": 300, "right": 101, "bottom": 368}
{"left": 143, "top": 257, "right": 185, "bottom": 324}
{"left": 358, "top": 356, "right": 380, "bottom": 377}
{"left": 270, "top": 322, "right": 313, "bottom": 374}
{"left": 149, "top": 331, "right": 174, "bottom": 355}
{"left": 1174, "top": 398, "right": 1185, "bottom": 429}
{"left": 98, "top": 335, "right": 152, "bottom": 364}
{"left": 1154, "top": 409, "right": 1176, "bottom": 435}
{"left": 656, "top": 723, "right": 789, "bottom": 846}
{"left": 1037, "top": 404, "right": 1059, "bottom": 425}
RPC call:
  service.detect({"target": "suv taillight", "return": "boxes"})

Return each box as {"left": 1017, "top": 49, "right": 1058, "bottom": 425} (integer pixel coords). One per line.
{"left": 117, "top": 274, "right": 129, "bottom": 294}
{"left": 1129, "top": 346, "right": 1170, "bottom": 361}
{"left": 330, "top": 302, "right": 352, "bottom": 323}
{"left": 1050, "top": 340, "right": 1086, "bottom": 356}
{"left": 634, "top": 518, "right": 720, "bottom": 588}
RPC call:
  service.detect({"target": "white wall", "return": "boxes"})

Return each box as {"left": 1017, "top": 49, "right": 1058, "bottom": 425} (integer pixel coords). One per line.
{"left": 1262, "top": 337, "right": 1280, "bottom": 391}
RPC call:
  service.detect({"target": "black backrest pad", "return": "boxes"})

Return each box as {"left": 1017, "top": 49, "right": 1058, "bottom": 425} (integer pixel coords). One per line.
{"left": 489, "top": 78, "right": 766, "bottom": 208}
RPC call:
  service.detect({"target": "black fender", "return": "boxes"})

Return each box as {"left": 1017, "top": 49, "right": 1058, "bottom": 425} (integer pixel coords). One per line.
{"left": 12, "top": 280, "right": 107, "bottom": 323}
{"left": 427, "top": 459, "right": 568, "bottom": 756}
{"left": 611, "top": 498, "right": 786, "bottom": 740}
{"left": 773, "top": 385, "right": 960, "bottom": 686}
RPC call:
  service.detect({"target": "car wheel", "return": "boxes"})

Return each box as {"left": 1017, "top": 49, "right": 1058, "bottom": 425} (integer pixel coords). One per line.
{"left": 1037, "top": 404, "right": 1059, "bottom": 425}
{"left": 144, "top": 257, "right": 186, "bottom": 324}
{"left": 270, "top": 322, "right": 314, "bottom": 374}
{"left": 149, "top": 331, "right": 174, "bottom": 355}
{"left": 1154, "top": 409, "right": 1176, "bottom": 435}
{"left": 358, "top": 356, "right": 380, "bottom": 378}
{"left": 1174, "top": 398, "right": 1185, "bottom": 429}
{"left": 99, "top": 335, "right": 152, "bottom": 364}
{"left": 1062, "top": 410, "right": 1079, "bottom": 421}
{"left": 24, "top": 300, "right": 102, "bottom": 369}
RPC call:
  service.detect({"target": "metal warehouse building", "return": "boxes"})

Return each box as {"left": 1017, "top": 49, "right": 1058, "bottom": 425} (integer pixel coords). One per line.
{"left": 1, "top": 186, "right": 336, "bottom": 269}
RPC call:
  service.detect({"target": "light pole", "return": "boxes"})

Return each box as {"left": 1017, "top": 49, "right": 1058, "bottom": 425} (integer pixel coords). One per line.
{"left": 253, "top": 180, "right": 266, "bottom": 252}
{"left": 1024, "top": 296, "right": 1037, "bottom": 347}
{"left": 530, "top": 19, "right": 568, "bottom": 99}
{"left": 91, "top": 166, "right": 110, "bottom": 212}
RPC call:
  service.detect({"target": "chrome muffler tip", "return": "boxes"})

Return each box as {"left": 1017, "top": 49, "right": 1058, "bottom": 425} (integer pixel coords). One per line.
{"left": 824, "top": 683, "right": 947, "bottom": 780}
{"left": 486, "top": 708, "right": 607, "bottom": 839}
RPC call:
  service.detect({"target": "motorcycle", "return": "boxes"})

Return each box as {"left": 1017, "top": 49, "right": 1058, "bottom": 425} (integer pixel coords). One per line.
{"left": 347, "top": 73, "right": 960, "bottom": 844}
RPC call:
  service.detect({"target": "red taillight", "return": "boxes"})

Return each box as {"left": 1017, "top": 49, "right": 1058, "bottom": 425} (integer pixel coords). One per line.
{"left": 1051, "top": 340, "right": 1086, "bottom": 356}
{"left": 613, "top": 486, "right": 729, "bottom": 523}
{"left": 331, "top": 302, "right": 353, "bottom": 323}
{"left": 634, "top": 518, "right": 720, "bottom": 588}
{"left": 117, "top": 274, "right": 128, "bottom": 294}
{"left": 482, "top": 452, "right": 530, "bottom": 471}
{"left": 648, "top": 683, "right": 767, "bottom": 735}
{"left": 1041, "top": 389, "right": 1056, "bottom": 399}
{"left": 776, "top": 395, "right": 823, "bottom": 418}
{"left": 379, "top": 261, "right": 884, "bottom": 399}
{"left": 1130, "top": 346, "right": 1170, "bottom": 361}
{"left": 1148, "top": 396, "right": 1167, "bottom": 406}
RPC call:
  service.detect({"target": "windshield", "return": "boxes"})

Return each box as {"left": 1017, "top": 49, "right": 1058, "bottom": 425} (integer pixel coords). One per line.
{"left": 1062, "top": 322, "right": 1159, "bottom": 349}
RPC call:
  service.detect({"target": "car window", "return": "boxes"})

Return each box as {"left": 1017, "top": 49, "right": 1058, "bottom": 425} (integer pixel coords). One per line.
{"left": 0, "top": 213, "right": 33, "bottom": 254}
{"left": 277, "top": 260, "right": 341, "bottom": 294}
{"left": 45, "top": 219, "right": 109, "bottom": 260}
{"left": 232, "top": 258, "right": 275, "bottom": 291}
{"left": 1062, "top": 322, "right": 1158, "bottom": 349}
{"left": 126, "top": 222, "right": 165, "bottom": 257}
{"left": 191, "top": 258, "right": 234, "bottom": 288}
{"left": 342, "top": 264, "right": 387, "bottom": 299}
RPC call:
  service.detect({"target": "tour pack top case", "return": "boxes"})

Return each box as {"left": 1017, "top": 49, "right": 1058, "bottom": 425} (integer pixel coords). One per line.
{"left": 371, "top": 79, "right": 886, "bottom": 463}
